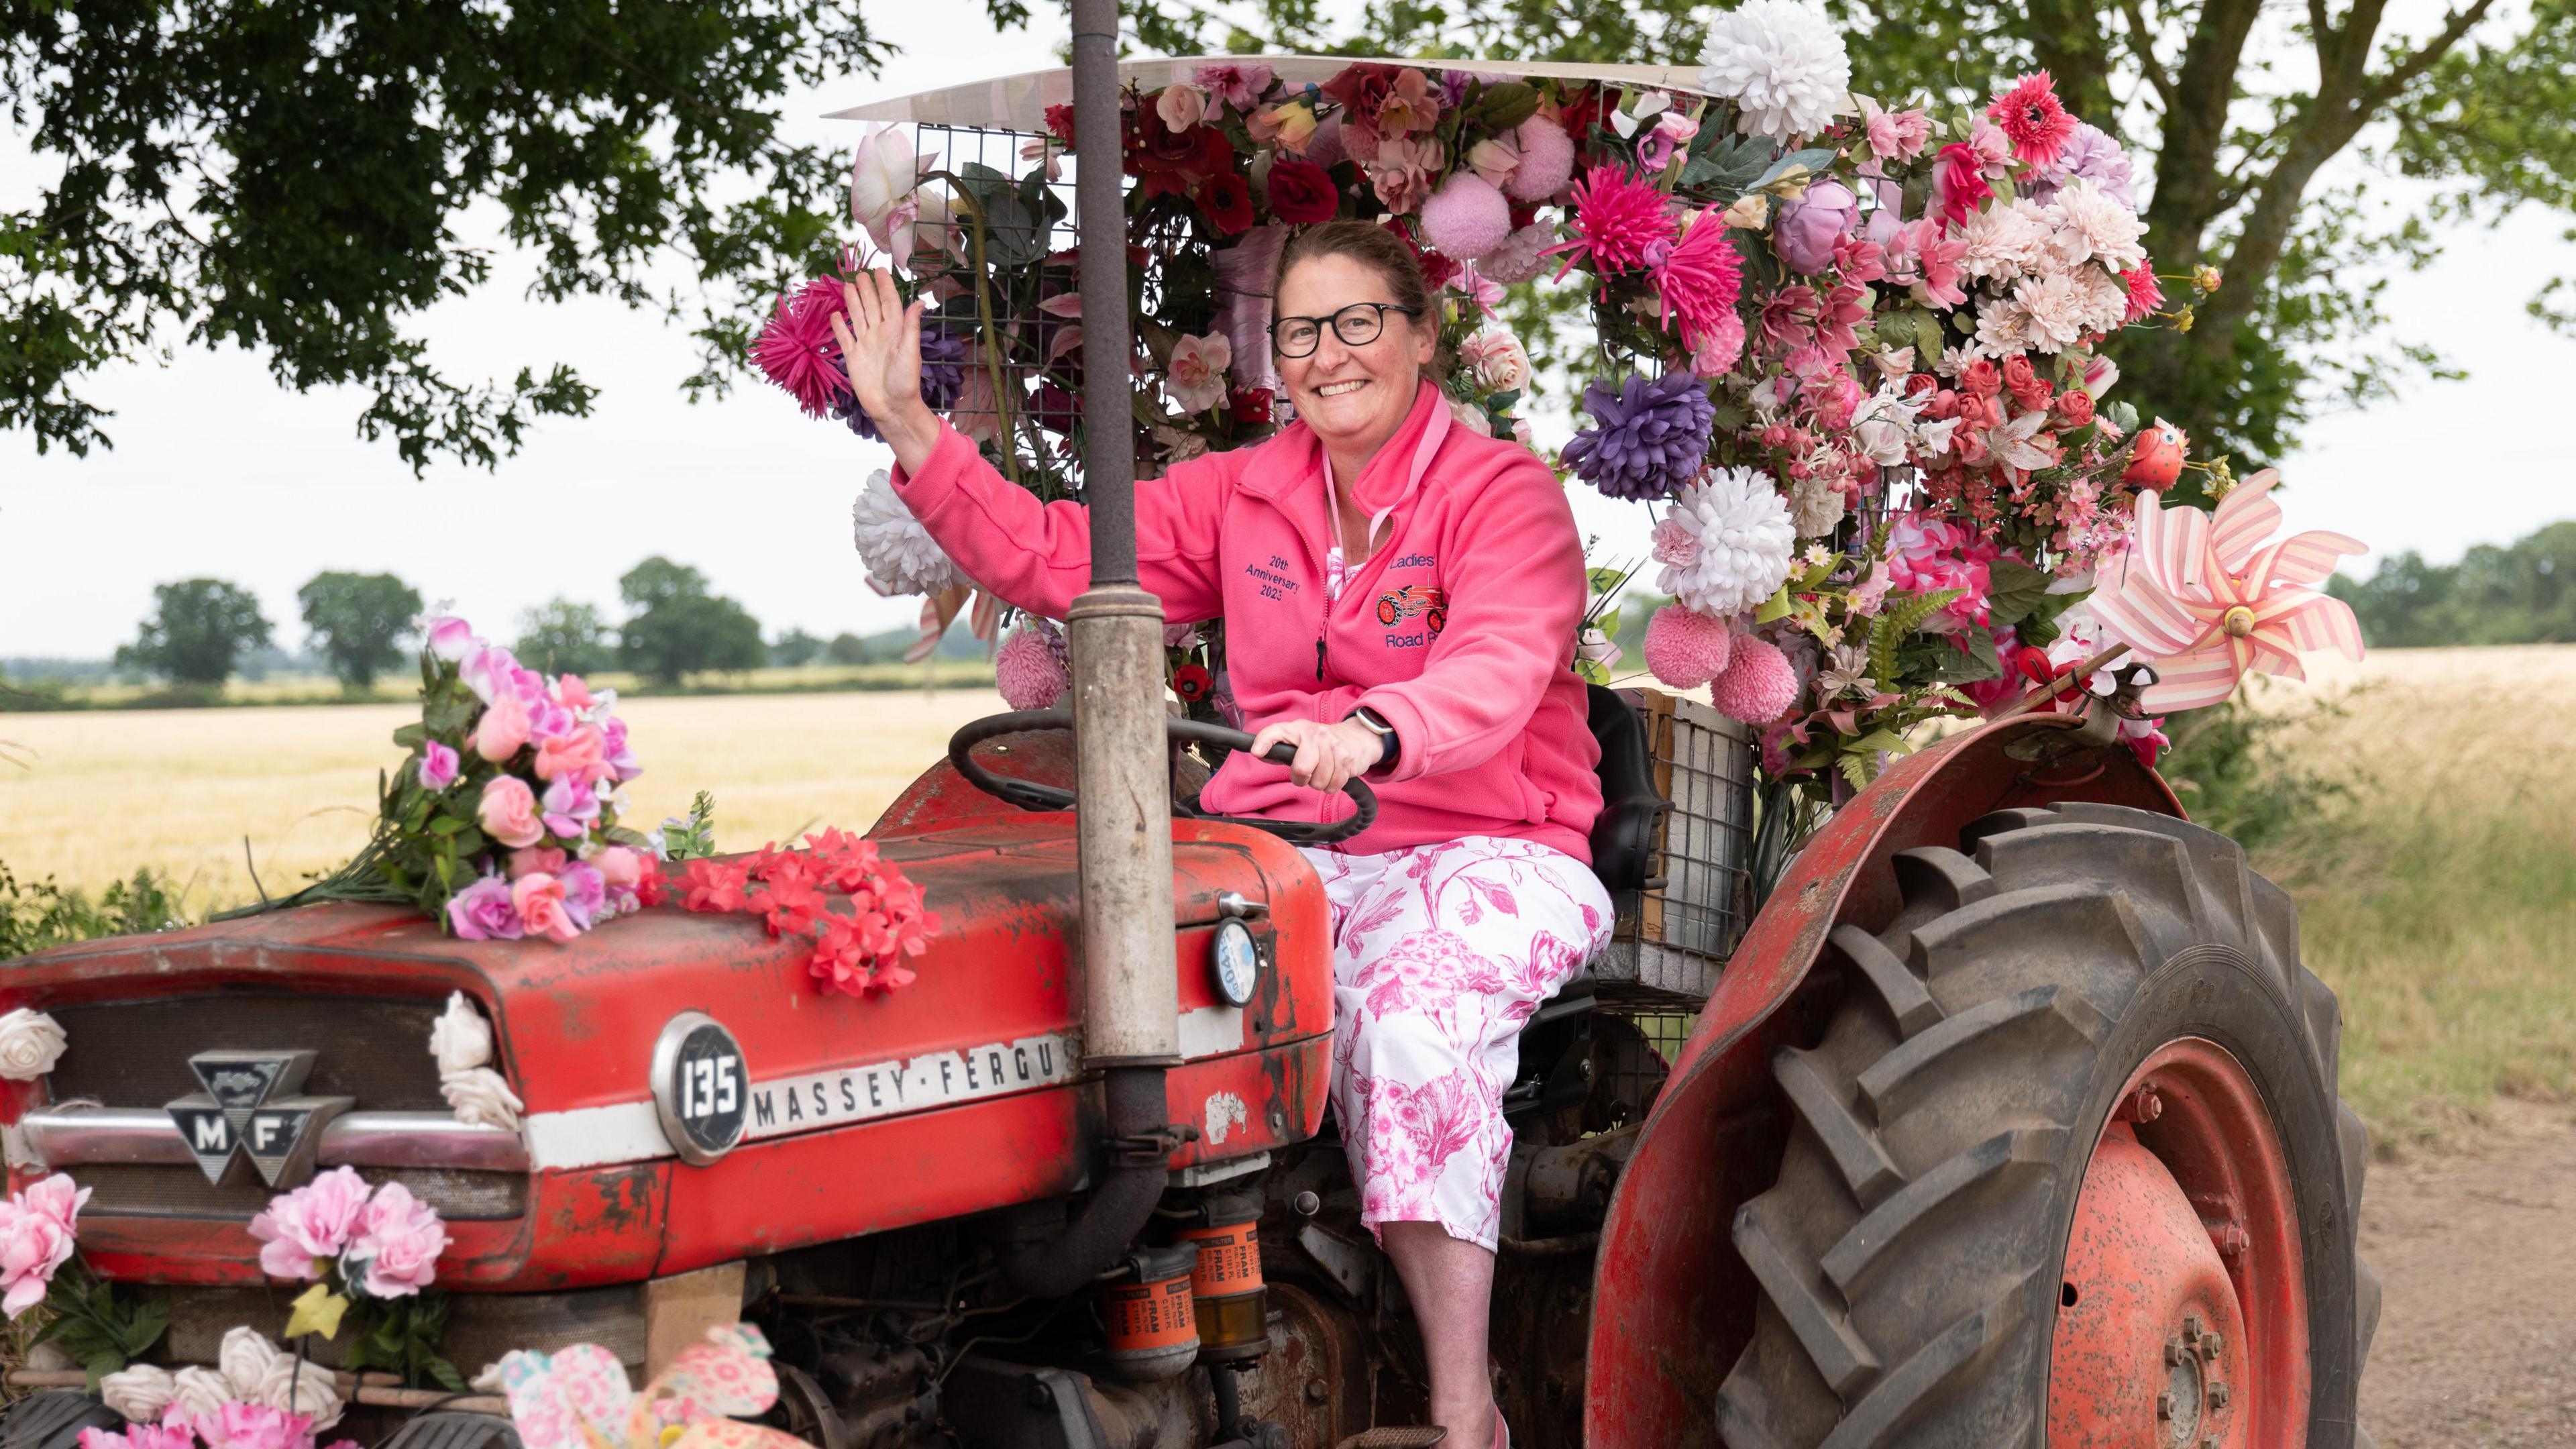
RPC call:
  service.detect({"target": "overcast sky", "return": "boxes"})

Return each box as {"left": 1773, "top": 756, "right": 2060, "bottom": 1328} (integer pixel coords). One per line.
{"left": 3, "top": 8, "right": 2569, "bottom": 659}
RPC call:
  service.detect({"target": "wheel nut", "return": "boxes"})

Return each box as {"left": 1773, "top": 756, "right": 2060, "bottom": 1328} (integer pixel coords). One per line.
{"left": 2199, "top": 1331, "right": 2224, "bottom": 1361}
{"left": 2155, "top": 1392, "right": 2174, "bottom": 1419}
{"left": 2208, "top": 1383, "right": 2231, "bottom": 1410}
{"left": 1292, "top": 1189, "right": 1321, "bottom": 1217}
{"left": 2163, "top": 1338, "right": 2184, "bottom": 1366}
{"left": 2183, "top": 1313, "right": 2204, "bottom": 1338}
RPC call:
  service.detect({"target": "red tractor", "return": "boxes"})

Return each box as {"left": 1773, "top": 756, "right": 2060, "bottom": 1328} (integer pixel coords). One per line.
{"left": 0, "top": 38, "right": 2374, "bottom": 1449}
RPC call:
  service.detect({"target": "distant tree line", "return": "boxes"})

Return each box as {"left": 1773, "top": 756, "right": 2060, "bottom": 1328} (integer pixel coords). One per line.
{"left": 2328, "top": 521, "right": 2576, "bottom": 649}
{"left": 64, "top": 557, "right": 949, "bottom": 695}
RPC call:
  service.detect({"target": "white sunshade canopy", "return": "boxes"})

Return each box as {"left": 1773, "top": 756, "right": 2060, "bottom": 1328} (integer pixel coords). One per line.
{"left": 825, "top": 54, "right": 1719, "bottom": 130}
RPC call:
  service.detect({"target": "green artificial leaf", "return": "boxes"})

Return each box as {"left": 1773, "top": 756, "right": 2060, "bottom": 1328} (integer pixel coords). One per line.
{"left": 1984, "top": 557, "right": 2055, "bottom": 628}
{"left": 425, "top": 1354, "right": 467, "bottom": 1393}
{"left": 1474, "top": 83, "right": 1539, "bottom": 129}
{"left": 392, "top": 723, "right": 426, "bottom": 750}
{"left": 2103, "top": 400, "right": 2141, "bottom": 435}
{"left": 1931, "top": 627, "right": 2004, "bottom": 684}
{"left": 427, "top": 815, "right": 467, "bottom": 836}
{"left": 121, "top": 1299, "right": 169, "bottom": 1357}
{"left": 1866, "top": 588, "right": 1964, "bottom": 685}
{"left": 1754, "top": 584, "right": 1793, "bottom": 623}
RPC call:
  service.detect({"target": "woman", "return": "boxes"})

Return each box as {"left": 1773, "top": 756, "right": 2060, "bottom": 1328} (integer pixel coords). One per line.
{"left": 833, "top": 220, "right": 1606, "bottom": 1448}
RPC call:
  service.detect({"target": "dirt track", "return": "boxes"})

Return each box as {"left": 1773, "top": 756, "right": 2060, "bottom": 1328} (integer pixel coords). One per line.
{"left": 2360, "top": 1097, "right": 2576, "bottom": 1446}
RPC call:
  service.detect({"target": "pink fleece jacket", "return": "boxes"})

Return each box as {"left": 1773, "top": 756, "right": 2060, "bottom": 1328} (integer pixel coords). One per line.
{"left": 890, "top": 380, "right": 1603, "bottom": 862}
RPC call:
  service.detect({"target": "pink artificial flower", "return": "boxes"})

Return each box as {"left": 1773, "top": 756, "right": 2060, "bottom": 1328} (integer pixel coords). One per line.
{"left": 1189, "top": 62, "right": 1273, "bottom": 111}
{"left": 423, "top": 618, "right": 478, "bottom": 664}
{"left": 476, "top": 776, "right": 545, "bottom": 850}
{"left": 1772, "top": 178, "right": 1858, "bottom": 275}
{"left": 2121, "top": 264, "right": 2165, "bottom": 323}
{"left": 1858, "top": 98, "right": 1931, "bottom": 162}
{"left": 539, "top": 775, "right": 600, "bottom": 840}
{"left": 458, "top": 645, "right": 520, "bottom": 704}
{"left": 1896, "top": 219, "right": 1969, "bottom": 307}
{"left": 1154, "top": 82, "right": 1208, "bottom": 133}
{"left": 444, "top": 874, "right": 523, "bottom": 941}
{"left": 1549, "top": 165, "right": 1675, "bottom": 276}
{"left": 247, "top": 1166, "right": 370, "bottom": 1282}
{"left": 0, "top": 1173, "right": 87, "bottom": 1318}
{"left": 511, "top": 873, "right": 579, "bottom": 945}
{"left": 556, "top": 861, "right": 608, "bottom": 929}
{"left": 1987, "top": 72, "right": 2077, "bottom": 169}
{"left": 1364, "top": 133, "right": 1444, "bottom": 215}
{"left": 599, "top": 717, "right": 642, "bottom": 782}
{"left": 507, "top": 847, "right": 568, "bottom": 880}
{"left": 1884, "top": 512, "right": 1998, "bottom": 630}
{"left": 1164, "top": 333, "right": 1232, "bottom": 415}
{"left": 471, "top": 692, "right": 531, "bottom": 763}
{"left": 592, "top": 847, "right": 645, "bottom": 891}
{"left": 532, "top": 722, "right": 604, "bottom": 784}
{"left": 349, "top": 1183, "right": 447, "bottom": 1298}
{"left": 81, "top": 1424, "right": 197, "bottom": 1449}
{"left": 196, "top": 1402, "right": 312, "bottom": 1449}
{"left": 1690, "top": 313, "right": 1748, "bottom": 376}
{"left": 553, "top": 674, "right": 593, "bottom": 710}
{"left": 1816, "top": 282, "right": 1869, "bottom": 353}
{"left": 416, "top": 741, "right": 460, "bottom": 792}
{"left": 1931, "top": 144, "right": 1995, "bottom": 228}
{"left": 1652, "top": 207, "right": 1744, "bottom": 354}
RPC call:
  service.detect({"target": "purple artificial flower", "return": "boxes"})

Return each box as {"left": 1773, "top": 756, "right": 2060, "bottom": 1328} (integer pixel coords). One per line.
{"left": 425, "top": 617, "right": 478, "bottom": 663}
{"left": 1559, "top": 372, "right": 1718, "bottom": 502}
{"left": 459, "top": 645, "right": 520, "bottom": 704}
{"left": 417, "top": 741, "right": 460, "bottom": 792}
{"left": 555, "top": 861, "right": 608, "bottom": 929}
{"left": 1773, "top": 178, "right": 1860, "bottom": 274}
{"left": 2029, "top": 122, "right": 2137, "bottom": 207}
{"left": 600, "top": 716, "right": 642, "bottom": 782}
{"left": 446, "top": 875, "right": 524, "bottom": 941}
{"left": 835, "top": 323, "right": 967, "bottom": 440}
{"left": 541, "top": 775, "right": 600, "bottom": 839}
{"left": 526, "top": 697, "right": 578, "bottom": 745}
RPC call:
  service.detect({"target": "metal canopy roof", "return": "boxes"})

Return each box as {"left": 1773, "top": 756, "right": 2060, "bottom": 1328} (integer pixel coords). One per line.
{"left": 824, "top": 54, "right": 1717, "bottom": 130}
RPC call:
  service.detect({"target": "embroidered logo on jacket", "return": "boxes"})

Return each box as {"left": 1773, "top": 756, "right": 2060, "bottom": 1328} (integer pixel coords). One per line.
{"left": 1375, "top": 584, "right": 1447, "bottom": 635}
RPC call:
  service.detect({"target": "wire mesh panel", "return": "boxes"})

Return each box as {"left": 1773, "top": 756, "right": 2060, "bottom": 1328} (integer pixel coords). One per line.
{"left": 1597, "top": 691, "right": 1756, "bottom": 1006}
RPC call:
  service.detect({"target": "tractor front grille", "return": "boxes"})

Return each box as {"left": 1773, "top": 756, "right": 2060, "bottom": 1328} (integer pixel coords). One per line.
{"left": 48, "top": 993, "right": 449, "bottom": 1111}
{"left": 72, "top": 1161, "right": 525, "bottom": 1222}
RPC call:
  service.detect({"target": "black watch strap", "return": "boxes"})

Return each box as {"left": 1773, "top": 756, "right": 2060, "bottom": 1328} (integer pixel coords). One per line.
{"left": 1350, "top": 706, "right": 1399, "bottom": 767}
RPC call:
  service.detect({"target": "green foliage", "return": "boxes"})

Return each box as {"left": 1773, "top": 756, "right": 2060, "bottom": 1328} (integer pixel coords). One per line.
{"left": 2157, "top": 695, "right": 2349, "bottom": 853}
{"left": 0, "top": 860, "right": 186, "bottom": 960}
{"left": 514, "top": 598, "right": 617, "bottom": 676}
{"left": 2327, "top": 521, "right": 2576, "bottom": 647}
{"left": 0, "top": 0, "right": 1032, "bottom": 472}
{"left": 662, "top": 792, "right": 721, "bottom": 861}
{"left": 32, "top": 1264, "right": 169, "bottom": 1386}
{"left": 824, "top": 631, "right": 877, "bottom": 666}
{"left": 616, "top": 557, "right": 767, "bottom": 684}
{"left": 1130, "top": 0, "right": 2576, "bottom": 466}
{"left": 339, "top": 1289, "right": 464, "bottom": 1391}
{"left": 298, "top": 571, "right": 424, "bottom": 692}
{"left": 113, "top": 579, "right": 273, "bottom": 686}
{"left": 770, "top": 628, "right": 826, "bottom": 667}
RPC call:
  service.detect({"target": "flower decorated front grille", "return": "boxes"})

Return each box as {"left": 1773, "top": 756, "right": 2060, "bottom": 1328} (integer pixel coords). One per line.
{"left": 47, "top": 996, "right": 449, "bottom": 1112}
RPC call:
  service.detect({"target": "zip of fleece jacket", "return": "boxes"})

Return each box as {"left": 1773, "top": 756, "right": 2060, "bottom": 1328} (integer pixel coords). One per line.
{"left": 887, "top": 380, "right": 1603, "bottom": 862}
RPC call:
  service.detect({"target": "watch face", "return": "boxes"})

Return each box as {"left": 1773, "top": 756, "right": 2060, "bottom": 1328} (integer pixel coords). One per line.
{"left": 1211, "top": 919, "right": 1260, "bottom": 1008}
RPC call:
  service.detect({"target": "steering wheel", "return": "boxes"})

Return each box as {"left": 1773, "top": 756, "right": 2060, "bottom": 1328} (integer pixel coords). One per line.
{"left": 947, "top": 708, "right": 1378, "bottom": 847}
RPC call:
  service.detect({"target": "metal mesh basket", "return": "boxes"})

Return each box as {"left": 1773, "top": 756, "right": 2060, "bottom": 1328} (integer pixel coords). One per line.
{"left": 1595, "top": 690, "right": 1756, "bottom": 1006}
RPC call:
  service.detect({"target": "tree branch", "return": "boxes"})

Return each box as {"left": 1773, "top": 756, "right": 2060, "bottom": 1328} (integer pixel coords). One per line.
{"left": 2361, "top": 0, "right": 2499, "bottom": 110}
{"left": 2117, "top": 0, "right": 2178, "bottom": 110}
{"left": 2141, "top": 0, "right": 2265, "bottom": 266}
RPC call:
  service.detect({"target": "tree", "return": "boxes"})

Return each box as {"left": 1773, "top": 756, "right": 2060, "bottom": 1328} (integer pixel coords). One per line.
{"left": 617, "top": 557, "right": 767, "bottom": 684}
{"left": 1, "top": 0, "right": 1033, "bottom": 474}
{"left": 771, "top": 628, "right": 826, "bottom": 667}
{"left": 297, "top": 571, "right": 423, "bottom": 692}
{"left": 2328, "top": 519, "right": 2576, "bottom": 645}
{"left": 1131, "top": 0, "right": 2576, "bottom": 487}
{"left": 824, "top": 631, "right": 877, "bottom": 665}
{"left": 113, "top": 579, "right": 273, "bottom": 686}
{"left": 515, "top": 599, "right": 616, "bottom": 676}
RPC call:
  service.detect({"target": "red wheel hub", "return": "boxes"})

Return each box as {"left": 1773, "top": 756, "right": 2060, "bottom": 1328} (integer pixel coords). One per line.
{"left": 2047, "top": 1039, "right": 2310, "bottom": 1446}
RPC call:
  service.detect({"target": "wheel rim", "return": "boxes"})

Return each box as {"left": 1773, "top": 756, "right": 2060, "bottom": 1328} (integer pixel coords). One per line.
{"left": 2048, "top": 1037, "right": 2312, "bottom": 1447}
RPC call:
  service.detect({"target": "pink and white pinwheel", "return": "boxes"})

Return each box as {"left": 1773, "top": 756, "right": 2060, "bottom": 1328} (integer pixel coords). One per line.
{"left": 499, "top": 1324, "right": 802, "bottom": 1449}
{"left": 2087, "top": 470, "right": 2365, "bottom": 712}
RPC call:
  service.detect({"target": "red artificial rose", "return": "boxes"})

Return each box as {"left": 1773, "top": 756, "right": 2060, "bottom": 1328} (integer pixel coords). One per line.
{"left": 1197, "top": 172, "right": 1254, "bottom": 234}
{"left": 1045, "top": 103, "right": 1077, "bottom": 148}
{"left": 1319, "top": 62, "right": 1404, "bottom": 129}
{"left": 1230, "top": 387, "right": 1273, "bottom": 423}
{"left": 1127, "top": 106, "right": 1234, "bottom": 197}
{"left": 1263, "top": 158, "right": 1342, "bottom": 224}
{"left": 1172, "top": 663, "right": 1214, "bottom": 702}
{"left": 633, "top": 858, "right": 667, "bottom": 908}
{"left": 1902, "top": 370, "right": 1941, "bottom": 400}
{"left": 1507, "top": 199, "right": 1540, "bottom": 230}
{"left": 1555, "top": 86, "right": 1609, "bottom": 146}
{"left": 1959, "top": 357, "right": 2002, "bottom": 397}
{"left": 2052, "top": 387, "right": 2096, "bottom": 429}
{"left": 1999, "top": 355, "right": 2038, "bottom": 396}
{"left": 1920, "top": 386, "right": 1960, "bottom": 421}
{"left": 1934, "top": 142, "right": 1994, "bottom": 226}
{"left": 1416, "top": 250, "right": 1460, "bottom": 290}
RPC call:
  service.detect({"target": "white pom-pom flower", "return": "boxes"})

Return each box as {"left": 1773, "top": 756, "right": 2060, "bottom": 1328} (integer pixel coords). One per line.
{"left": 853, "top": 469, "right": 967, "bottom": 597}
{"left": 1698, "top": 0, "right": 1852, "bottom": 142}
{"left": 1655, "top": 467, "right": 1798, "bottom": 616}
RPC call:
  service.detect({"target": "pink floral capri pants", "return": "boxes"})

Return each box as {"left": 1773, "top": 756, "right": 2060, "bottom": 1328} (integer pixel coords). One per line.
{"left": 1299, "top": 837, "right": 1614, "bottom": 1250}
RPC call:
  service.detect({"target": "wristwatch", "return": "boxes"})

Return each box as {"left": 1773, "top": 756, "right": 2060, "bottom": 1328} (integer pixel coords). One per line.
{"left": 1348, "top": 706, "right": 1399, "bottom": 767}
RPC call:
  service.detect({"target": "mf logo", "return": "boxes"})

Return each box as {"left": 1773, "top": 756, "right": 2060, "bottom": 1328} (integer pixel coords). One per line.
{"left": 164, "top": 1051, "right": 354, "bottom": 1187}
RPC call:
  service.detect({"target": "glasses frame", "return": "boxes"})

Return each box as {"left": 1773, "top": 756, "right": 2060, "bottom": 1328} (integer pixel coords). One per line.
{"left": 1269, "top": 301, "right": 1424, "bottom": 358}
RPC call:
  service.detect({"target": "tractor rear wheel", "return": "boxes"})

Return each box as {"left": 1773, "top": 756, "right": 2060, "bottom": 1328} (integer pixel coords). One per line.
{"left": 1713, "top": 802, "right": 2379, "bottom": 1448}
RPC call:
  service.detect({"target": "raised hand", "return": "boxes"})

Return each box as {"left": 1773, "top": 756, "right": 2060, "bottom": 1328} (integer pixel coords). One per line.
{"left": 828, "top": 269, "right": 943, "bottom": 472}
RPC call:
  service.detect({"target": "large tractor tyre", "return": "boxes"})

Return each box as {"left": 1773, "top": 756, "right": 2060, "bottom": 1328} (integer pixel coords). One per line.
{"left": 1714, "top": 802, "right": 2379, "bottom": 1449}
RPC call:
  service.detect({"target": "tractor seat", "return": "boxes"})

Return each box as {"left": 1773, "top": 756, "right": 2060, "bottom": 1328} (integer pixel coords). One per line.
{"left": 1585, "top": 683, "right": 1668, "bottom": 900}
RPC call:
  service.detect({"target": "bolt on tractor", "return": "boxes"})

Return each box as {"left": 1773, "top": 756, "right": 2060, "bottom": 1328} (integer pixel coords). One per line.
{"left": 0, "top": 32, "right": 2373, "bottom": 1449}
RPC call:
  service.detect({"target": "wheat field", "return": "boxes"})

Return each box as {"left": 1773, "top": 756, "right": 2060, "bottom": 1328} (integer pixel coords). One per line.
{"left": 5, "top": 648, "right": 2571, "bottom": 1148}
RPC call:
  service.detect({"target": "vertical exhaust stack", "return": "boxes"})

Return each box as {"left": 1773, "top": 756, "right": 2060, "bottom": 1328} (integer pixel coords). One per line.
{"left": 1066, "top": 0, "right": 1183, "bottom": 1076}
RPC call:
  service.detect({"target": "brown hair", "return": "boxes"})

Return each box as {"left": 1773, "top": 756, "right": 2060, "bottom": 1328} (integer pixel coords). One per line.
{"left": 1268, "top": 219, "right": 1446, "bottom": 374}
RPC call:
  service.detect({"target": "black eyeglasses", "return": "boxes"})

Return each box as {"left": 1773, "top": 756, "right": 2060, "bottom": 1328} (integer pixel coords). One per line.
{"left": 1271, "top": 302, "right": 1422, "bottom": 358}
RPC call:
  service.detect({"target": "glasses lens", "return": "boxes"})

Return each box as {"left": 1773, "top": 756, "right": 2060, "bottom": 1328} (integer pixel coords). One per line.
{"left": 1277, "top": 320, "right": 1320, "bottom": 356}
{"left": 1332, "top": 305, "right": 1385, "bottom": 347}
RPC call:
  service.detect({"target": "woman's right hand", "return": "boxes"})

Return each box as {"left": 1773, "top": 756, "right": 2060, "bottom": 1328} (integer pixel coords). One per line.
{"left": 830, "top": 269, "right": 945, "bottom": 472}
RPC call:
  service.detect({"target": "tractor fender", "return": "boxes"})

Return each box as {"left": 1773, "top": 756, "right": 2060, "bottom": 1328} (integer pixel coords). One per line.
{"left": 1582, "top": 714, "right": 2182, "bottom": 1448}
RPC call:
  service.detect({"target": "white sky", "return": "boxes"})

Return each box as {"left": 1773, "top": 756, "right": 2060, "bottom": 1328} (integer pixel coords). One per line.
{"left": 1, "top": 9, "right": 2570, "bottom": 659}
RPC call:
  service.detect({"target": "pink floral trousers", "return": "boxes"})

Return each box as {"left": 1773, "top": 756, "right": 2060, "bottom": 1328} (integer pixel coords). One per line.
{"left": 1299, "top": 837, "right": 1614, "bottom": 1251}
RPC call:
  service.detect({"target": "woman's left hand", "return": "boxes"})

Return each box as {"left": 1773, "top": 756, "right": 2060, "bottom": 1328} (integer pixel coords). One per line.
{"left": 1247, "top": 717, "right": 1387, "bottom": 796}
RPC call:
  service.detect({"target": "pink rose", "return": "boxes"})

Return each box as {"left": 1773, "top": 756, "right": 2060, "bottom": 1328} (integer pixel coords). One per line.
{"left": 458, "top": 645, "right": 520, "bottom": 704}
{"left": 507, "top": 847, "right": 568, "bottom": 879}
{"left": 532, "top": 722, "right": 604, "bottom": 783}
{"left": 1188, "top": 61, "right": 1272, "bottom": 111}
{"left": 472, "top": 693, "right": 531, "bottom": 763}
{"left": 553, "top": 675, "right": 593, "bottom": 710}
{"left": 511, "top": 873, "right": 579, "bottom": 944}
{"left": 592, "top": 847, "right": 644, "bottom": 891}
{"left": 444, "top": 875, "right": 523, "bottom": 941}
{"left": 424, "top": 617, "right": 478, "bottom": 663}
{"left": 348, "top": 1183, "right": 447, "bottom": 1298}
{"left": 246, "top": 1166, "right": 370, "bottom": 1282}
{"left": 476, "top": 777, "right": 545, "bottom": 849}
{"left": 416, "top": 741, "right": 459, "bottom": 792}
{"left": 0, "top": 1173, "right": 88, "bottom": 1318}
{"left": 1154, "top": 82, "right": 1207, "bottom": 133}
